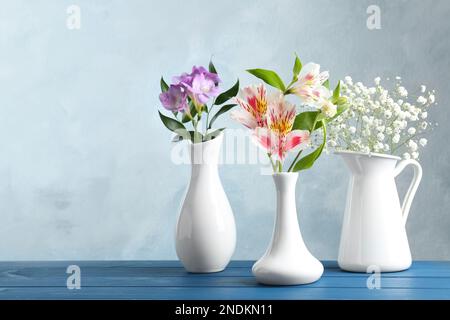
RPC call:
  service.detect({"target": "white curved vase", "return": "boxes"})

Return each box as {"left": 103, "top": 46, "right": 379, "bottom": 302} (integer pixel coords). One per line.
{"left": 252, "top": 173, "right": 323, "bottom": 285}
{"left": 176, "top": 132, "right": 236, "bottom": 273}
{"left": 337, "top": 151, "right": 422, "bottom": 272}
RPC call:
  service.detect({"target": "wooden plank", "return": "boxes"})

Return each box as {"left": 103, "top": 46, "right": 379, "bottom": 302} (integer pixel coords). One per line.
{"left": 0, "top": 286, "right": 449, "bottom": 300}
{"left": 1, "top": 262, "right": 450, "bottom": 280}
{"left": 1, "top": 275, "right": 450, "bottom": 289}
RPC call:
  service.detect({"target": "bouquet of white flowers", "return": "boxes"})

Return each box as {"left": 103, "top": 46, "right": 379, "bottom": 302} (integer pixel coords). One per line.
{"left": 327, "top": 76, "right": 437, "bottom": 159}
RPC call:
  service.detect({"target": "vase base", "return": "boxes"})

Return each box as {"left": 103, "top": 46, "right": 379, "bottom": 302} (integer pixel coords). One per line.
{"left": 338, "top": 260, "right": 412, "bottom": 273}
{"left": 184, "top": 266, "right": 226, "bottom": 274}
{"left": 252, "top": 259, "right": 324, "bottom": 285}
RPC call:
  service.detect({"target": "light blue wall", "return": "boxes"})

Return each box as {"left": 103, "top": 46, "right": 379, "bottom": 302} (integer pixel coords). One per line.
{"left": 0, "top": 0, "right": 449, "bottom": 260}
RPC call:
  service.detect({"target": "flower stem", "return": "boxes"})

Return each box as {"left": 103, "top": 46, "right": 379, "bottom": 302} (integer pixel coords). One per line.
{"left": 268, "top": 154, "right": 277, "bottom": 173}
{"left": 287, "top": 150, "right": 302, "bottom": 172}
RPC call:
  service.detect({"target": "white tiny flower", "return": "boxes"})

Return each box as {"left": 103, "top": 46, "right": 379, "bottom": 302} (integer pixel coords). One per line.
{"left": 395, "top": 76, "right": 402, "bottom": 80}
{"left": 386, "top": 127, "right": 393, "bottom": 135}
{"left": 374, "top": 77, "right": 381, "bottom": 85}
{"left": 429, "top": 94, "right": 435, "bottom": 104}
{"left": 392, "top": 134, "right": 400, "bottom": 144}
{"left": 345, "top": 76, "right": 353, "bottom": 85}
{"left": 368, "top": 87, "right": 376, "bottom": 94}
{"left": 408, "top": 140, "right": 418, "bottom": 151}
{"left": 420, "top": 85, "right": 426, "bottom": 93}
{"left": 384, "top": 110, "right": 392, "bottom": 119}
{"left": 407, "top": 127, "right": 416, "bottom": 135}
{"left": 329, "top": 140, "right": 337, "bottom": 147}
{"left": 403, "top": 153, "right": 411, "bottom": 160}
{"left": 417, "top": 96, "right": 427, "bottom": 105}
{"left": 349, "top": 126, "right": 356, "bottom": 134}
{"left": 397, "top": 86, "right": 408, "bottom": 97}
{"left": 377, "top": 132, "right": 385, "bottom": 141}
{"left": 384, "top": 144, "right": 390, "bottom": 151}
{"left": 419, "top": 138, "right": 427, "bottom": 147}
{"left": 420, "top": 121, "right": 428, "bottom": 130}
{"left": 411, "top": 152, "right": 419, "bottom": 159}
{"left": 421, "top": 112, "right": 428, "bottom": 119}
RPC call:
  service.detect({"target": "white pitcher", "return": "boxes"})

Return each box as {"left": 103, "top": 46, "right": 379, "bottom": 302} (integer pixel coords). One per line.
{"left": 336, "top": 151, "right": 422, "bottom": 272}
{"left": 252, "top": 172, "right": 324, "bottom": 285}
{"left": 176, "top": 132, "right": 236, "bottom": 273}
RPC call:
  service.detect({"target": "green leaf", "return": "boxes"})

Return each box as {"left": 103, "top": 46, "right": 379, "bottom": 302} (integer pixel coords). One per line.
{"left": 332, "top": 96, "right": 347, "bottom": 105}
{"left": 292, "top": 111, "right": 321, "bottom": 132}
{"left": 323, "top": 79, "right": 330, "bottom": 90}
{"left": 181, "top": 102, "right": 198, "bottom": 123}
{"left": 247, "top": 69, "right": 286, "bottom": 92}
{"left": 333, "top": 80, "right": 341, "bottom": 100}
{"left": 293, "top": 54, "right": 302, "bottom": 77}
{"left": 159, "top": 111, "right": 187, "bottom": 134}
{"left": 208, "top": 104, "right": 236, "bottom": 129}
{"left": 214, "top": 80, "right": 239, "bottom": 105}
{"left": 293, "top": 120, "right": 327, "bottom": 172}
{"left": 209, "top": 60, "right": 218, "bottom": 74}
{"left": 172, "top": 130, "right": 204, "bottom": 143}
{"left": 160, "top": 77, "right": 169, "bottom": 92}
{"left": 204, "top": 128, "right": 225, "bottom": 141}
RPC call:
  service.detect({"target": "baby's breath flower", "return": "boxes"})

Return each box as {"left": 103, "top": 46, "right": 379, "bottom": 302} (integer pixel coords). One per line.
{"left": 419, "top": 138, "right": 427, "bottom": 147}
{"left": 417, "top": 96, "right": 427, "bottom": 105}
{"left": 328, "top": 77, "right": 436, "bottom": 157}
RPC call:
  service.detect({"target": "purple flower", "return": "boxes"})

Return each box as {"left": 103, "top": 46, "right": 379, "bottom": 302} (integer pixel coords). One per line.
{"left": 159, "top": 84, "right": 188, "bottom": 112}
{"left": 174, "top": 66, "right": 221, "bottom": 106}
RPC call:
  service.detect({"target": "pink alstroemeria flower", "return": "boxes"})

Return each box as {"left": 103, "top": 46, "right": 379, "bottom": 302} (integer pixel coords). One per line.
{"left": 292, "top": 63, "right": 330, "bottom": 105}
{"left": 231, "top": 84, "right": 268, "bottom": 129}
{"left": 253, "top": 93, "right": 310, "bottom": 161}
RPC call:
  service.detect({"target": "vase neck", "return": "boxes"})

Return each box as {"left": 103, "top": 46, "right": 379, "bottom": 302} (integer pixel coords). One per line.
{"left": 340, "top": 153, "right": 398, "bottom": 176}
{"left": 189, "top": 134, "right": 223, "bottom": 167}
{"left": 273, "top": 173, "right": 299, "bottom": 222}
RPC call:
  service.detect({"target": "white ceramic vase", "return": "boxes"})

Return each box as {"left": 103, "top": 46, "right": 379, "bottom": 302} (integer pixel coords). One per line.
{"left": 252, "top": 172, "right": 324, "bottom": 285}
{"left": 175, "top": 132, "right": 236, "bottom": 273}
{"left": 337, "top": 151, "right": 422, "bottom": 272}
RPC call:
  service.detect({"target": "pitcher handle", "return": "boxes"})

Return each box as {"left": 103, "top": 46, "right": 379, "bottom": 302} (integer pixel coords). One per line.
{"left": 393, "top": 159, "right": 423, "bottom": 225}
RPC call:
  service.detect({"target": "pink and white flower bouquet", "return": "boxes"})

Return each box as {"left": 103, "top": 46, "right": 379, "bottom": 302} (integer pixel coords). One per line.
{"left": 232, "top": 55, "right": 347, "bottom": 172}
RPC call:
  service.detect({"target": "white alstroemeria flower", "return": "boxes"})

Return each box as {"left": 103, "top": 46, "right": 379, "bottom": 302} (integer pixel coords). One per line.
{"left": 320, "top": 99, "right": 337, "bottom": 118}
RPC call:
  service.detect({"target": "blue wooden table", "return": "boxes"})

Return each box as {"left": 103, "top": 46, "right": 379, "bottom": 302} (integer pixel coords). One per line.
{"left": 0, "top": 261, "right": 449, "bottom": 300}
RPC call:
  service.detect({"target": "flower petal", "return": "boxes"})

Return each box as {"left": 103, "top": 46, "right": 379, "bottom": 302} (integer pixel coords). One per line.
{"left": 252, "top": 127, "right": 276, "bottom": 153}
{"left": 230, "top": 109, "right": 258, "bottom": 129}
{"left": 285, "top": 130, "right": 310, "bottom": 151}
